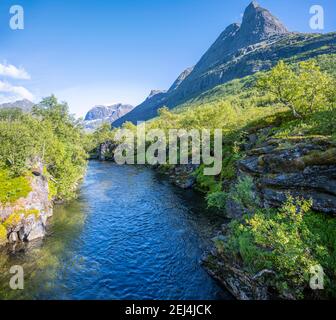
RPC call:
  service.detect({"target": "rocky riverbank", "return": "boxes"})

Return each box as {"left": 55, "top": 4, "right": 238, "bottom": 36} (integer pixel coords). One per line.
{"left": 204, "top": 130, "right": 336, "bottom": 300}
{"left": 0, "top": 162, "right": 53, "bottom": 247}
{"left": 93, "top": 129, "right": 336, "bottom": 300}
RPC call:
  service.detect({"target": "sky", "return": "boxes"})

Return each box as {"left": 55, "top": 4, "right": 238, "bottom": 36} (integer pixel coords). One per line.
{"left": 0, "top": 0, "right": 335, "bottom": 117}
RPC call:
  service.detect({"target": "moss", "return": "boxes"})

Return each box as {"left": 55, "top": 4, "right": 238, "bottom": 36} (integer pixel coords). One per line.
{"left": 24, "top": 209, "right": 40, "bottom": 219}
{"left": 48, "top": 179, "right": 58, "bottom": 201}
{"left": 0, "top": 225, "right": 7, "bottom": 244}
{"left": 302, "top": 148, "right": 336, "bottom": 166}
{"left": 3, "top": 212, "right": 22, "bottom": 229}
{"left": 0, "top": 169, "right": 32, "bottom": 204}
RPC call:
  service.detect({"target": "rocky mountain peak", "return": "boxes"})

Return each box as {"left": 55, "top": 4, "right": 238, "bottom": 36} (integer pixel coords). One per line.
{"left": 84, "top": 103, "right": 134, "bottom": 121}
{"left": 240, "top": 1, "right": 288, "bottom": 42}
{"left": 113, "top": 2, "right": 335, "bottom": 127}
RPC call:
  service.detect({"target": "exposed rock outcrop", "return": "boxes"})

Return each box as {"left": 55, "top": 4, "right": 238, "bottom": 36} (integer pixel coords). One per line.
{"left": 238, "top": 136, "right": 336, "bottom": 214}
{"left": 0, "top": 162, "right": 53, "bottom": 246}
{"left": 202, "top": 249, "right": 271, "bottom": 300}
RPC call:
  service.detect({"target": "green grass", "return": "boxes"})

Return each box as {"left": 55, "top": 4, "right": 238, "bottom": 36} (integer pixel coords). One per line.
{"left": 0, "top": 169, "right": 32, "bottom": 205}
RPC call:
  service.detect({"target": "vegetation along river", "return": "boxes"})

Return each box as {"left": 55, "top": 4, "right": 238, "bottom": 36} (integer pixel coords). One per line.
{"left": 0, "top": 161, "right": 230, "bottom": 299}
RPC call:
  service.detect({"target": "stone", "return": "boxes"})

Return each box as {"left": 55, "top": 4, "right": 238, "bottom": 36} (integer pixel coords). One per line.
{"left": 8, "top": 232, "right": 18, "bottom": 243}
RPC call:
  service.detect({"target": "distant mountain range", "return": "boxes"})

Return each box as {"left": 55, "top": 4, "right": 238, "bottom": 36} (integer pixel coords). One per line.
{"left": 0, "top": 99, "right": 34, "bottom": 112}
{"left": 0, "top": 98, "right": 133, "bottom": 131}
{"left": 83, "top": 103, "right": 134, "bottom": 131}
{"left": 113, "top": 1, "right": 336, "bottom": 127}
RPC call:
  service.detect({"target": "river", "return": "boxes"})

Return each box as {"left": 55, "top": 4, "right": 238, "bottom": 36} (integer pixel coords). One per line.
{"left": 0, "top": 161, "right": 229, "bottom": 300}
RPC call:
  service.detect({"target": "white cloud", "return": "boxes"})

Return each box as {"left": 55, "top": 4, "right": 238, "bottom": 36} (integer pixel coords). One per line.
{"left": 0, "top": 80, "right": 34, "bottom": 104}
{"left": 0, "top": 62, "right": 31, "bottom": 80}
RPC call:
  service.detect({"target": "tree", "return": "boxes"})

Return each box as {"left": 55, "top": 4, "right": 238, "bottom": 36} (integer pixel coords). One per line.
{"left": 257, "top": 60, "right": 333, "bottom": 117}
{"left": 297, "top": 61, "right": 333, "bottom": 114}
{"left": 258, "top": 61, "right": 301, "bottom": 117}
{"left": 0, "top": 95, "right": 88, "bottom": 200}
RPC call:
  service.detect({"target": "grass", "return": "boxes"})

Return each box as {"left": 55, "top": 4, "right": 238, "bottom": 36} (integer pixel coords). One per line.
{"left": 0, "top": 169, "right": 32, "bottom": 205}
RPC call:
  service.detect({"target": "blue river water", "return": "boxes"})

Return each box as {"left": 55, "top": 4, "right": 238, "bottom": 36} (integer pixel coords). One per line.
{"left": 0, "top": 161, "right": 229, "bottom": 300}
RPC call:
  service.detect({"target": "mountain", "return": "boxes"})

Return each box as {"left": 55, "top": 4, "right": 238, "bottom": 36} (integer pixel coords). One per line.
{"left": 113, "top": 1, "right": 336, "bottom": 127}
{"left": 83, "top": 103, "right": 134, "bottom": 131}
{"left": 0, "top": 99, "right": 34, "bottom": 112}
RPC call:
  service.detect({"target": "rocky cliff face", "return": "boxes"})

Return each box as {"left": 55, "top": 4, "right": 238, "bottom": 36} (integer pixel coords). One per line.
{"left": 83, "top": 103, "right": 134, "bottom": 131}
{"left": 113, "top": 1, "right": 336, "bottom": 126}
{"left": 0, "top": 161, "right": 53, "bottom": 246}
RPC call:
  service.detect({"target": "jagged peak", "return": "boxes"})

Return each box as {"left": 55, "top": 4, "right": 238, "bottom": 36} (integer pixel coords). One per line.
{"left": 246, "top": 1, "right": 260, "bottom": 12}
{"left": 240, "top": 1, "right": 288, "bottom": 40}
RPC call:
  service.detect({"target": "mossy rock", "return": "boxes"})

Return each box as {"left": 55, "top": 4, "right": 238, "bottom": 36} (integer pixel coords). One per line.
{"left": 23, "top": 209, "right": 40, "bottom": 219}
{"left": 301, "top": 148, "right": 336, "bottom": 166}
{"left": 3, "top": 212, "right": 23, "bottom": 229}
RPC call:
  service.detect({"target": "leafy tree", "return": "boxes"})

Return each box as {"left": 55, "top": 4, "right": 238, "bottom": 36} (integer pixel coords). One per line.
{"left": 297, "top": 61, "right": 333, "bottom": 114}
{"left": 258, "top": 61, "right": 301, "bottom": 117}
{"left": 258, "top": 60, "right": 333, "bottom": 117}
{"left": 0, "top": 96, "right": 87, "bottom": 201}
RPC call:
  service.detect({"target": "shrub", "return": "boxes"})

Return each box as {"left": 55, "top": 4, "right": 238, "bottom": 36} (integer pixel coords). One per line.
{"left": 257, "top": 60, "right": 333, "bottom": 118}
{"left": 225, "top": 197, "right": 336, "bottom": 299}
{"left": 206, "top": 191, "right": 227, "bottom": 210}
{"left": 229, "top": 176, "right": 259, "bottom": 210}
{"left": 0, "top": 95, "right": 88, "bottom": 201}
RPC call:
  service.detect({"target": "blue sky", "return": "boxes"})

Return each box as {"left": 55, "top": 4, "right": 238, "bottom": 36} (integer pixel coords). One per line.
{"left": 0, "top": 0, "right": 335, "bottom": 117}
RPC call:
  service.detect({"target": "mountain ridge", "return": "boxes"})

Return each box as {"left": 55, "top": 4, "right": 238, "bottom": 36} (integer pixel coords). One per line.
{"left": 83, "top": 103, "right": 134, "bottom": 131}
{"left": 0, "top": 99, "right": 34, "bottom": 112}
{"left": 113, "top": 1, "right": 336, "bottom": 127}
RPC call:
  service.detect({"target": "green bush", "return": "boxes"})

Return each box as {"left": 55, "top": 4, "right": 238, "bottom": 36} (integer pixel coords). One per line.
{"left": 206, "top": 191, "right": 227, "bottom": 210}
{"left": 225, "top": 197, "right": 336, "bottom": 299}
{"left": 229, "top": 176, "right": 259, "bottom": 211}
{"left": 258, "top": 60, "right": 334, "bottom": 118}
